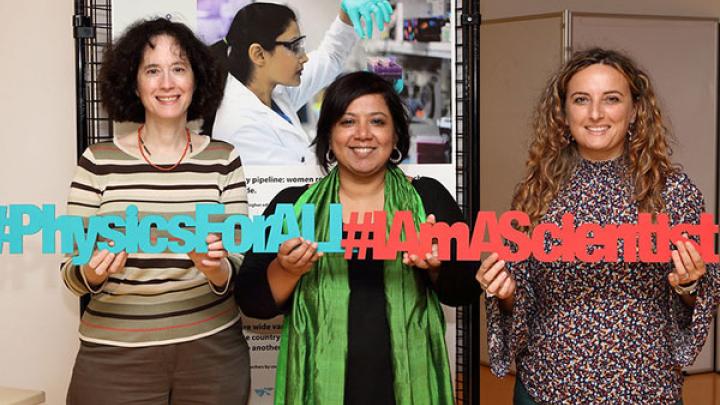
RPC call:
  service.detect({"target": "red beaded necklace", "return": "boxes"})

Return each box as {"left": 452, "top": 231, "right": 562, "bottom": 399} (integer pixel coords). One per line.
{"left": 137, "top": 124, "right": 191, "bottom": 171}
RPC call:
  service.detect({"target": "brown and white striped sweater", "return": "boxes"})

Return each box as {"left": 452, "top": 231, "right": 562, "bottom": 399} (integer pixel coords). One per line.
{"left": 61, "top": 137, "right": 247, "bottom": 347}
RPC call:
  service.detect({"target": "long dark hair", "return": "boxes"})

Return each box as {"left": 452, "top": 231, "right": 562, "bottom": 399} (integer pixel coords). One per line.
{"left": 203, "top": 3, "right": 297, "bottom": 134}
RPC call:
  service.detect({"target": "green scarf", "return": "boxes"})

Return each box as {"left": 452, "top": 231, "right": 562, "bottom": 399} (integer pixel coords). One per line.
{"left": 274, "top": 166, "right": 454, "bottom": 405}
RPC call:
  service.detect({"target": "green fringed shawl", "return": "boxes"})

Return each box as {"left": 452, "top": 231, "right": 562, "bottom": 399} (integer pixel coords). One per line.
{"left": 274, "top": 166, "right": 454, "bottom": 405}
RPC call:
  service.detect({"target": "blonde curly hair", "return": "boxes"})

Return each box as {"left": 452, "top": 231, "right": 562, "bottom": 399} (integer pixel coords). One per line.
{"left": 512, "top": 48, "right": 677, "bottom": 228}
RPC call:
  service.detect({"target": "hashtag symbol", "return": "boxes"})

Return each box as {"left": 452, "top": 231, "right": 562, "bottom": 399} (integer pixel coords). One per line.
{"left": 0, "top": 206, "right": 9, "bottom": 254}
{"left": 341, "top": 212, "right": 376, "bottom": 259}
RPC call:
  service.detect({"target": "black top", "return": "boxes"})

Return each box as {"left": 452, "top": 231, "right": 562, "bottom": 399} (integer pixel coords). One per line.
{"left": 235, "top": 177, "right": 481, "bottom": 405}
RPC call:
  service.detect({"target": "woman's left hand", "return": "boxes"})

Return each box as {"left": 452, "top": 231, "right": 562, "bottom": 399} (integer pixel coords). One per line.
{"left": 668, "top": 237, "right": 706, "bottom": 287}
{"left": 402, "top": 214, "right": 441, "bottom": 271}
{"left": 188, "top": 234, "right": 231, "bottom": 287}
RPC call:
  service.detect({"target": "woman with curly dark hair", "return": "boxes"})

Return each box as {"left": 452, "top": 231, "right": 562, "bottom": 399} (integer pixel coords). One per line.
{"left": 62, "top": 18, "right": 250, "bottom": 404}
{"left": 478, "top": 48, "right": 719, "bottom": 404}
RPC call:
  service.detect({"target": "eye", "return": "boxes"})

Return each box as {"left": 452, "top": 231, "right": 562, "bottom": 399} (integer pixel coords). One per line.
{"left": 145, "top": 67, "right": 160, "bottom": 75}
{"left": 604, "top": 95, "right": 621, "bottom": 104}
{"left": 339, "top": 118, "right": 355, "bottom": 126}
{"left": 572, "top": 96, "right": 589, "bottom": 105}
{"left": 172, "top": 65, "right": 187, "bottom": 73}
{"left": 370, "top": 117, "right": 386, "bottom": 126}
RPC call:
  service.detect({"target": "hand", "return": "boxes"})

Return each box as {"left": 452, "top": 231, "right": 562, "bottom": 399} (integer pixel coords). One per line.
{"left": 668, "top": 236, "right": 706, "bottom": 288}
{"left": 188, "top": 234, "right": 231, "bottom": 287}
{"left": 403, "top": 214, "right": 441, "bottom": 271}
{"left": 476, "top": 252, "right": 515, "bottom": 300}
{"left": 81, "top": 244, "right": 128, "bottom": 289}
{"left": 341, "top": 0, "right": 393, "bottom": 39}
{"left": 277, "top": 237, "right": 323, "bottom": 277}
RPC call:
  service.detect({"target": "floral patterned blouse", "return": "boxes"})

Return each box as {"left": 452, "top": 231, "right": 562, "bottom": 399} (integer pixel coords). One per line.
{"left": 487, "top": 157, "right": 719, "bottom": 404}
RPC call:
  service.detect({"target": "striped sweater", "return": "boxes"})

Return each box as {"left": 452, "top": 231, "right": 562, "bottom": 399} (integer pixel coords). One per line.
{"left": 61, "top": 137, "right": 248, "bottom": 347}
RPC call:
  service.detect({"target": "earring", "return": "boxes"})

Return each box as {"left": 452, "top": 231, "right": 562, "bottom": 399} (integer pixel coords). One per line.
{"left": 389, "top": 147, "right": 402, "bottom": 164}
{"left": 326, "top": 149, "right": 336, "bottom": 164}
{"left": 627, "top": 123, "right": 635, "bottom": 141}
{"left": 563, "top": 132, "right": 575, "bottom": 143}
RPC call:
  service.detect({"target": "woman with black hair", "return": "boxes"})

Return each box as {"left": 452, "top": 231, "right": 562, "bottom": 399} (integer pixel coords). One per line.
{"left": 235, "top": 72, "right": 480, "bottom": 404}
{"left": 210, "top": 1, "right": 393, "bottom": 166}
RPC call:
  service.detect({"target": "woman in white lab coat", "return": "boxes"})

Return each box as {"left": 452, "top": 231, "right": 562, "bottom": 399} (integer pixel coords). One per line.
{"left": 209, "top": 1, "right": 392, "bottom": 165}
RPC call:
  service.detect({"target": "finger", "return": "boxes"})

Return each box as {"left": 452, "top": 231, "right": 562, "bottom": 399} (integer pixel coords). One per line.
{"left": 372, "top": 0, "right": 389, "bottom": 26}
{"left": 478, "top": 252, "right": 500, "bottom": 276}
{"left": 96, "top": 252, "right": 115, "bottom": 276}
{"left": 347, "top": 9, "right": 364, "bottom": 38}
{"left": 360, "top": 5, "right": 374, "bottom": 39}
{"left": 285, "top": 241, "right": 312, "bottom": 263}
{"left": 297, "top": 242, "right": 319, "bottom": 266}
{"left": 498, "top": 277, "right": 514, "bottom": 298}
{"left": 684, "top": 241, "right": 705, "bottom": 273}
{"left": 380, "top": 0, "right": 393, "bottom": 22}
{"left": 481, "top": 259, "right": 507, "bottom": 286}
{"left": 425, "top": 252, "right": 442, "bottom": 268}
{"left": 201, "top": 258, "right": 223, "bottom": 269}
{"left": 108, "top": 251, "right": 127, "bottom": 274}
{"left": 205, "top": 249, "right": 228, "bottom": 259}
{"left": 487, "top": 270, "right": 509, "bottom": 294}
{"left": 674, "top": 240, "right": 694, "bottom": 278}
{"left": 279, "top": 237, "right": 305, "bottom": 256}
{"left": 207, "top": 240, "right": 225, "bottom": 253}
{"left": 668, "top": 272, "right": 680, "bottom": 287}
{"left": 670, "top": 250, "right": 688, "bottom": 280}
{"left": 88, "top": 249, "right": 110, "bottom": 270}
{"left": 425, "top": 213, "right": 436, "bottom": 225}
{"left": 206, "top": 233, "right": 221, "bottom": 244}
{"left": 407, "top": 254, "right": 428, "bottom": 269}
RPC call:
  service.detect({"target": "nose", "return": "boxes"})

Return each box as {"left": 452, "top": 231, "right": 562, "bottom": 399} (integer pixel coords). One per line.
{"left": 355, "top": 120, "right": 373, "bottom": 140}
{"left": 589, "top": 100, "right": 604, "bottom": 120}
{"left": 299, "top": 52, "right": 309, "bottom": 64}
{"left": 160, "top": 71, "right": 174, "bottom": 89}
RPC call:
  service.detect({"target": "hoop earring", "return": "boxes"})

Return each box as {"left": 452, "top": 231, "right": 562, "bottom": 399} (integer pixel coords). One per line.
{"left": 389, "top": 147, "right": 402, "bottom": 164}
{"left": 326, "top": 149, "right": 336, "bottom": 164}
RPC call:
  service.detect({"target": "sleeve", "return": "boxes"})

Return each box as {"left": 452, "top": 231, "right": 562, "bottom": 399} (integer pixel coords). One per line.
{"left": 210, "top": 146, "right": 249, "bottom": 295}
{"left": 234, "top": 186, "right": 306, "bottom": 319}
{"left": 485, "top": 258, "right": 537, "bottom": 377}
{"left": 283, "top": 16, "right": 359, "bottom": 111}
{"left": 414, "top": 177, "right": 482, "bottom": 306}
{"left": 221, "top": 119, "right": 303, "bottom": 166}
{"left": 60, "top": 147, "right": 105, "bottom": 296}
{"left": 663, "top": 172, "right": 720, "bottom": 367}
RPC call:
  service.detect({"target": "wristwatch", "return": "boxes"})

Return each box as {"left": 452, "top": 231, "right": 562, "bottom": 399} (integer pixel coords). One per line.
{"left": 673, "top": 279, "right": 699, "bottom": 296}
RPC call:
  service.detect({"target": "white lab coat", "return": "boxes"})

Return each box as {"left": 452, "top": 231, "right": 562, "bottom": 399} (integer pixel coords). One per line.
{"left": 212, "top": 17, "right": 358, "bottom": 166}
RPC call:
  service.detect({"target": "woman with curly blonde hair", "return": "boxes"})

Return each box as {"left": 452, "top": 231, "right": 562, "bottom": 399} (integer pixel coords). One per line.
{"left": 477, "top": 48, "right": 718, "bottom": 404}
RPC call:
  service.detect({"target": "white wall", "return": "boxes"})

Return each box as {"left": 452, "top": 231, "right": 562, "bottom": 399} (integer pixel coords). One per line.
{"left": 0, "top": 0, "right": 80, "bottom": 403}
{"left": 481, "top": 0, "right": 720, "bottom": 20}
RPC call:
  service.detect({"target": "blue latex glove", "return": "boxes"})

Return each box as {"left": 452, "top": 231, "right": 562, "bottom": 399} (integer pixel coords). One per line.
{"left": 393, "top": 77, "right": 404, "bottom": 93}
{"left": 341, "top": 0, "right": 393, "bottom": 39}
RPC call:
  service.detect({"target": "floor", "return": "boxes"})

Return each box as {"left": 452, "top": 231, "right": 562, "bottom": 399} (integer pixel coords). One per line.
{"left": 480, "top": 366, "right": 720, "bottom": 404}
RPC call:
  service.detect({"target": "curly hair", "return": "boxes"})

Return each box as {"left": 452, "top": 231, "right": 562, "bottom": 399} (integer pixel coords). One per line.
{"left": 313, "top": 71, "right": 410, "bottom": 173}
{"left": 512, "top": 48, "right": 677, "bottom": 228}
{"left": 99, "top": 18, "right": 224, "bottom": 123}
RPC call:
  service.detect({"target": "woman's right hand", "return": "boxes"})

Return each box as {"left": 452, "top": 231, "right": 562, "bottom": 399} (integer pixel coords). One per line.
{"left": 277, "top": 237, "right": 323, "bottom": 278}
{"left": 476, "top": 252, "right": 516, "bottom": 301}
{"left": 81, "top": 248, "right": 128, "bottom": 289}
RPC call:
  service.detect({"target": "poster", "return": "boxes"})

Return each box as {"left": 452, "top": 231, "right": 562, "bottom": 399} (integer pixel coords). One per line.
{"left": 111, "top": 0, "right": 458, "bottom": 402}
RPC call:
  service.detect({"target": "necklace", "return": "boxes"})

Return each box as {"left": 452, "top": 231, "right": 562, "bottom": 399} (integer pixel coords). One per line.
{"left": 137, "top": 124, "right": 191, "bottom": 171}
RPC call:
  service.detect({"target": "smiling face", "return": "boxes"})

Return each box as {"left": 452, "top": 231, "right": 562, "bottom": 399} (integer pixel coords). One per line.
{"left": 136, "top": 34, "right": 194, "bottom": 123}
{"left": 564, "top": 63, "right": 637, "bottom": 161}
{"left": 330, "top": 94, "right": 395, "bottom": 180}
{"left": 266, "top": 20, "right": 308, "bottom": 87}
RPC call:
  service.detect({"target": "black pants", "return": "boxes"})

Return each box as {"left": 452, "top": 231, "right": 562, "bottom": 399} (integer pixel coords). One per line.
{"left": 67, "top": 321, "right": 250, "bottom": 405}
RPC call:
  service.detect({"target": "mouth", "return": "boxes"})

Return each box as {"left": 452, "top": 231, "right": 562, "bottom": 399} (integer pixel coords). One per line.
{"left": 156, "top": 95, "right": 180, "bottom": 103}
{"left": 349, "top": 146, "right": 376, "bottom": 157}
{"left": 585, "top": 125, "right": 610, "bottom": 135}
